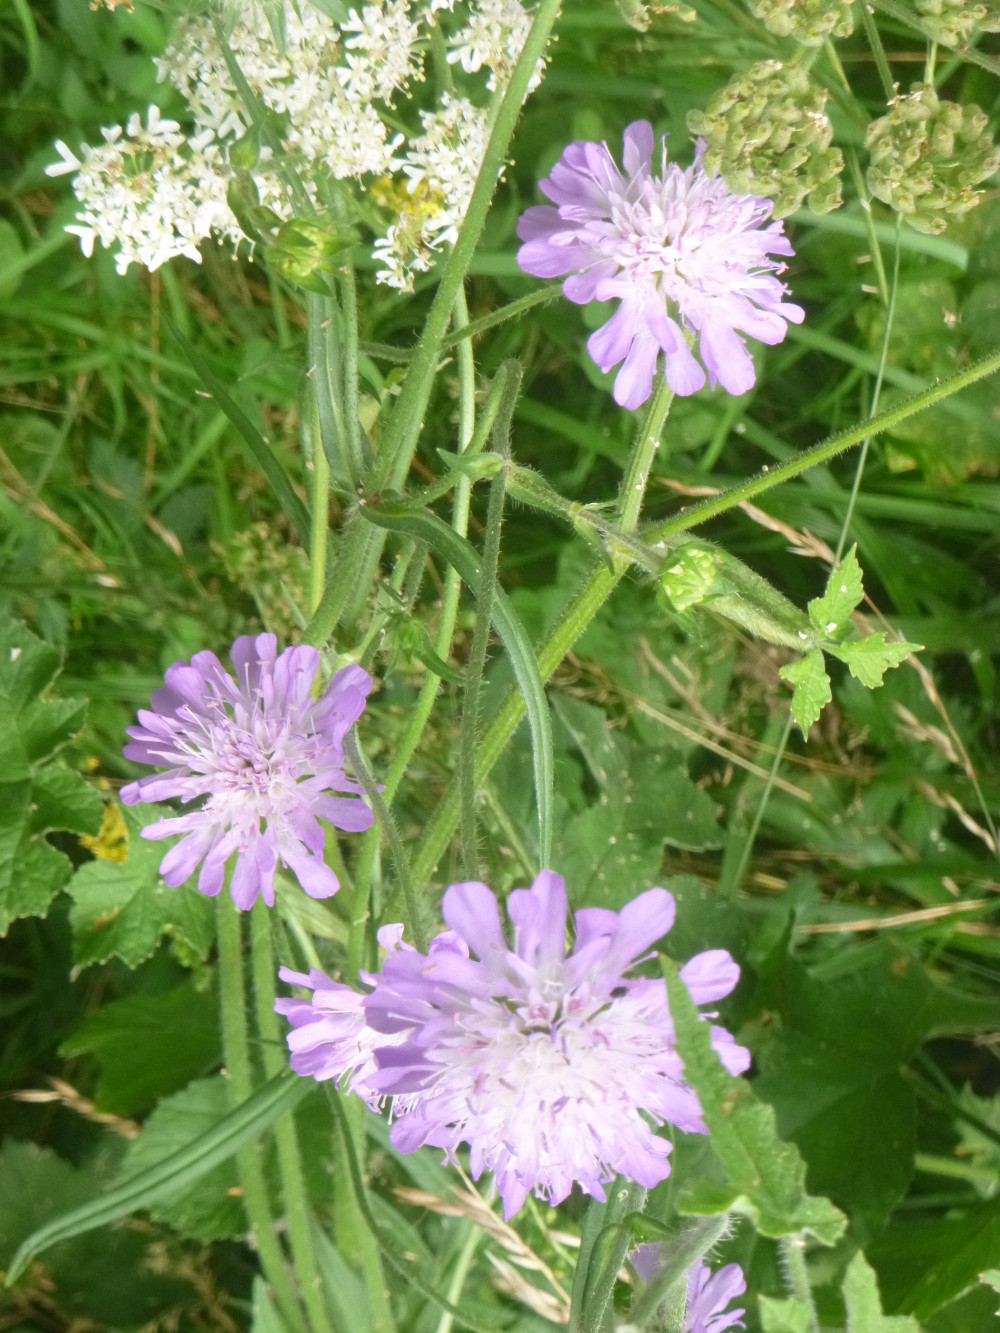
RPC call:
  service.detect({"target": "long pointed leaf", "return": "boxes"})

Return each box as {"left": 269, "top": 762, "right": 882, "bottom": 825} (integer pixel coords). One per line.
{"left": 6, "top": 1072, "right": 310, "bottom": 1285}
{"left": 170, "top": 324, "right": 311, "bottom": 544}
{"left": 361, "top": 500, "right": 553, "bottom": 870}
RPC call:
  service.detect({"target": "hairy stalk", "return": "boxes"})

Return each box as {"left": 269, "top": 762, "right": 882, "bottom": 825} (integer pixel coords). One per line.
{"left": 251, "top": 905, "right": 333, "bottom": 1333}
{"left": 346, "top": 289, "right": 481, "bottom": 971}
{"left": 327, "top": 1089, "right": 503, "bottom": 1333}
{"left": 411, "top": 382, "right": 674, "bottom": 887}
{"left": 345, "top": 730, "right": 428, "bottom": 952}
{"left": 645, "top": 347, "right": 1000, "bottom": 543}
{"left": 779, "top": 1236, "right": 819, "bottom": 1333}
{"left": 834, "top": 222, "right": 901, "bottom": 563}
{"left": 304, "top": 0, "right": 563, "bottom": 642}
{"left": 569, "top": 1180, "right": 648, "bottom": 1333}
{"left": 460, "top": 364, "right": 520, "bottom": 877}
{"left": 216, "top": 899, "right": 306, "bottom": 1333}
{"left": 338, "top": 267, "right": 365, "bottom": 484}
{"left": 308, "top": 412, "right": 330, "bottom": 617}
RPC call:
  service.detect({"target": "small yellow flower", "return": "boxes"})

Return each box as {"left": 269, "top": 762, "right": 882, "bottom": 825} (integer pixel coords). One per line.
{"left": 80, "top": 803, "right": 130, "bottom": 864}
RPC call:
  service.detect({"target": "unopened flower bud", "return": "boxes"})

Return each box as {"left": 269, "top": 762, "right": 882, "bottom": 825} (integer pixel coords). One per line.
{"left": 914, "top": 0, "right": 1000, "bottom": 44}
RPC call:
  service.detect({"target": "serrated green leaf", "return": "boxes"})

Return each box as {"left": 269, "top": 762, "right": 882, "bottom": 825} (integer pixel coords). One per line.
{"left": 19, "top": 696, "right": 88, "bottom": 764}
{"left": 0, "top": 787, "right": 75, "bottom": 935}
{"left": 662, "top": 959, "right": 847, "bottom": 1244}
{"left": 808, "top": 545, "right": 864, "bottom": 637}
{"left": 842, "top": 1252, "right": 922, "bottom": 1331}
{"left": 779, "top": 649, "right": 832, "bottom": 737}
{"left": 66, "top": 802, "right": 214, "bottom": 970}
{"left": 827, "top": 634, "right": 921, "bottom": 689}
{"left": 29, "top": 763, "right": 104, "bottom": 837}
{"left": 758, "top": 1295, "right": 813, "bottom": 1333}
{"left": 121, "top": 1078, "right": 245, "bottom": 1241}
{"left": 61, "top": 983, "right": 221, "bottom": 1115}
{"left": 0, "top": 619, "right": 61, "bottom": 712}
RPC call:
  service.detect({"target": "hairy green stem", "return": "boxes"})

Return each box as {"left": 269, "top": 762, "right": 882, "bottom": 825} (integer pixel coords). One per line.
{"left": 569, "top": 1180, "right": 648, "bottom": 1333}
{"left": 251, "top": 905, "right": 333, "bottom": 1333}
{"left": 780, "top": 1236, "right": 819, "bottom": 1333}
{"left": 216, "top": 899, "right": 307, "bottom": 1333}
{"left": 308, "top": 414, "right": 330, "bottom": 617}
{"left": 345, "top": 730, "right": 428, "bottom": 952}
{"left": 460, "top": 364, "right": 520, "bottom": 877}
{"left": 644, "top": 346, "right": 1000, "bottom": 544}
{"left": 304, "top": 0, "right": 562, "bottom": 643}
{"left": 411, "top": 382, "right": 674, "bottom": 887}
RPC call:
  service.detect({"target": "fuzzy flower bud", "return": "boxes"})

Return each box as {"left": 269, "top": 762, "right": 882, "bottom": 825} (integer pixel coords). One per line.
{"left": 748, "top": 0, "right": 854, "bottom": 45}
{"left": 866, "top": 83, "right": 1000, "bottom": 235}
{"left": 688, "top": 61, "right": 844, "bottom": 217}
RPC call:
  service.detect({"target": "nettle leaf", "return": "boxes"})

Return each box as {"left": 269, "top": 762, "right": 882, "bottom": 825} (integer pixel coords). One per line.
{"left": 61, "top": 981, "right": 221, "bottom": 1116}
{"left": 808, "top": 545, "right": 864, "bottom": 638}
{"left": 662, "top": 958, "right": 846, "bottom": 1245}
{"left": 0, "top": 621, "right": 101, "bottom": 935}
{"left": 121, "top": 1077, "right": 246, "bottom": 1242}
{"left": 779, "top": 650, "right": 831, "bottom": 738}
{"left": 842, "top": 1252, "right": 921, "bottom": 1332}
{"left": 826, "top": 634, "right": 921, "bottom": 689}
{"left": 66, "top": 802, "right": 215, "bottom": 971}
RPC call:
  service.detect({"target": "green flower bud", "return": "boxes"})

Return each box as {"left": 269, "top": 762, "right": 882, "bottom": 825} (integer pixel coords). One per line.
{"left": 866, "top": 83, "right": 1000, "bottom": 234}
{"left": 748, "top": 0, "right": 854, "bottom": 45}
{"left": 687, "top": 60, "right": 844, "bottom": 217}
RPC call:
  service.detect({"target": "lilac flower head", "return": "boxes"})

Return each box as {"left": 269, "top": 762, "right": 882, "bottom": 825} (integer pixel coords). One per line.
{"left": 278, "top": 871, "right": 749, "bottom": 1218}
{"left": 629, "top": 1252, "right": 745, "bottom": 1332}
{"left": 683, "top": 1260, "right": 746, "bottom": 1333}
{"left": 517, "top": 120, "right": 805, "bottom": 409}
{"left": 121, "top": 633, "right": 374, "bottom": 909}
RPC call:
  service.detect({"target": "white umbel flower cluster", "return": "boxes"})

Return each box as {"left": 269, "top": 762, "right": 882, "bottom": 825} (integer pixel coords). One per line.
{"left": 48, "top": 0, "right": 545, "bottom": 287}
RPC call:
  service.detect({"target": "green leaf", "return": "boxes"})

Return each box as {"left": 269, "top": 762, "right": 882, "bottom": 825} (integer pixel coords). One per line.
{"left": 842, "top": 1252, "right": 922, "bottom": 1331}
{"left": 0, "top": 619, "right": 60, "bottom": 713}
{"left": 662, "top": 958, "right": 847, "bottom": 1244}
{"left": 60, "top": 982, "right": 221, "bottom": 1115}
{"left": 19, "top": 696, "right": 88, "bottom": 765}
{"left": 5, "top": 1071, "right": 310, "bottom": 1285}
{"left": 808, "top": 544, "right": 864, "bottom": 637}
{"left": 169, "top": 323, "right": 311, "bottom": 545}
{"left": 867, "top": 1196, "right": 1000, "bottom": 1321}
{"left": 30, "top": 763, "right": 105, "bottom": 837}
{"left": 65, "top": 802, "right": 215, "bottom": 971}
{"left": 827, "top": 634, "right": 921, "bottom": 688}
{"left": 361, "top": 499, "right": 554, "bottom": 869}
{"left": 779, "top": 649, "right": 832, "bottom": 737}
{"left": 121, "top": 1077, "right": 246, "bottom": 1241}
{"left": 0, "top": 790, "right": 83, "bottom": 936}
{"left": 758, "top": 1295, "right": 814, "bottom": 1333}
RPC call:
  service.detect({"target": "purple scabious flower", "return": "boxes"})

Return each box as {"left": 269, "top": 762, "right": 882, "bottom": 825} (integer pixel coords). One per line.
{"left": 516, "top": 120, "right": 805, "bottom": 409}
{"left": 278, "top": 870, "right": 749, "bottom": 1218}
{"left": 683, "top": 1259, "right": 746, "bottom": 1333}
{"left": 120, "top": 633, "right": 374, "bottom": 909}
{"left": 630, "top": 1252, "right": 745, "bottom": 1331}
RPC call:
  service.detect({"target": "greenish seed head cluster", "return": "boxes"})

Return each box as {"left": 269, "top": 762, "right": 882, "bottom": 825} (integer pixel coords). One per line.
{"left": 747, "top": 0, "right": 854, "bottom": 45}
{"left": 687, "top": 60, "right": 844, "bottom": 216}
{"left": 866, "top": 83, "right": 1000, "bottom": 235}
{"left": 914, "top": 0, "right": 1000, "bottom": 44}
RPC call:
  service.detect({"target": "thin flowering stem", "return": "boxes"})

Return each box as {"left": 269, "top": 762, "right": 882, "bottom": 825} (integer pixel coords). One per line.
{"left": 216, "top": 899, "right": 307, "bottom": 1333}
{"left": 249, "top": 905, "right": 334, "bottom": 1333}
{"left": 304, "top": 0, "right": 563, "bottom": 644}
{"left": 343, "top": 730, "right": 428, "bottom": 952}
{"left": 460, "top": 364, "right": 519, "bottom": 877}
{"left": 410, "top": 381, "right": 675, "bottom": 887}
{"left": 326, "top": 1090, "right": 503, "bottom": 1333}
{"left": 626, "top": 1216, "right": 733, "bottom": 1331}
{"left": 644, "top": 345, "right": 1000, "bottom": 545}
{"left": 779, "top": 1236, "right": 819, "bottom": 1333}
{"left": 308, "top": 412, "right": 330, "bottom": 618}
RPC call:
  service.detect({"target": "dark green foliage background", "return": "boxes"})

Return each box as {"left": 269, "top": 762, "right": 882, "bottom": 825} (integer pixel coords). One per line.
{"left": 1, "top": 0, "right": 999, "bottom": 1329}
